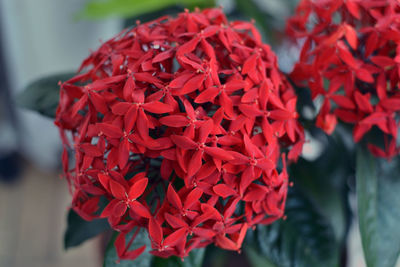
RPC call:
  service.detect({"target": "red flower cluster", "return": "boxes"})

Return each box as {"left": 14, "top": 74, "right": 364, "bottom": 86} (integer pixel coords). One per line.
{"left": 55, "top": 8, "right": 304, "bottom": 261}
{"left": 287, "top": 0, "right": 400, "bottom": 158}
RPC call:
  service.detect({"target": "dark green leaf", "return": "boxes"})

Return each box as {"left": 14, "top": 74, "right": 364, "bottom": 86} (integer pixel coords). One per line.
{"left": 356, "top": 147, "right": 400, "bottom": 267}
{"left": 64, "top": 209, "right": 110, "bottom": 249}
{"left": 289, "top": 130, "right": 353, "bottom": 243}
{"left": 247, "top": 187, "right": 339, "bottom": 267}
{"left": 17, "top": 72, "right": 74, "bottom": 118}
{"left": 104, "top": 229, "right": 152, "bottom": 267}
{"left": 152, "top": 247, "right": 205, "bottom": 267}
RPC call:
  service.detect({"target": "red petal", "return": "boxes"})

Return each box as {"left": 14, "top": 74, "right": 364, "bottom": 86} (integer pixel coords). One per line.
{"left": 215, "top": 234, "right": 238, "bottom": 251}
{"left": 109, "top": 179, "right": 126, "bottom": 199}
{"left": 235, "top": 223, "right": 248, "bottom": 248}
{"left": 241, "top": 87, "right": 259, "bottom": 103}
{"left": 199, "top": 119, "right": 214, "bottom": 143}
{"left": 167, "top": 184, "right": 183, "bottom": 210}
{"left": 149, "top": 217, "right": 163, "bottom": 245}
{"left": 98, "top": 173, "right": 110, "bottom": 191}
{"left": 113, "top": 201, "right": 127, "bottom": 217}
{"left": 204, "top": 146, "right": 234, "bottom": 161}
{"left": 152, "top": 49, "right": 174, "bottom": 63}
{"left": 100, "top": 199, "right": 119, "bottom": 218}
{"left": 176, "top": 37, "right": 199, "bottom": 56}
{"left": 143, "top": 101, "right": 173, "bottom": 113}
{"left": 213, "top": 184, "right": 236, "bottom": 198}
{"left": 112, "top": 102, "right": 131, "bottom": 115}
{"left": 376, "top": 72, "right": 387, "bottom": 100}
{"left": 184, "top": 188, "right": 203, "bottom": 210}
{"left": 124, "top": 105, "right": 138, "bottom": 132}
{"left": 344, "top": 24, "right": 358, "bottom": 50}
{"left": 353, "top": 123, "right": 371, "bottom": 142}
{"left": 220, "top": 91, "right": 235, "bottom": 118}
{"left": 330, "top": 95, "right": 355, "bottom": 109}
{"left": 355, "top": 68, "right": 373, "bottom": 83}
{"left": 187, "top": 150, "right": 204, "bottom": 178}
{"left": 354, "top": 91, "right": 373, "bottom": 113}
{"left": 169, "top": 72, "right": 194, "bottom": 88}
{"left": 242, "top": 54, "right": 257, "bottom": 75}
{"left": 80, "top": 143, "right": 102, "bottom": 157}
{"left": 380, "top": 98, "right": 400, "bottom": 111}
{"left": 195, "top": 86, "right": 220, "bottom": 103}
{"left": 129, "top": 201, "right": 151, "bottom": 218}
{"left": 179, "top": 74, "right": 205, "bottom": 95}
{"left": 136, "top": 108, "right": 149, "bottom": 140}
{"left": 123, "top": 76, "right": 135, "bottom": 100}
{"left": 345, "top": 0, "right": 360, "bottom": 19}
{"left": 365, "top": 31, "right": 378, "bottom": 58}
{"left": 118, "top": 139, "right": 130, "bottom": 169}
{"left": 97, "top": 123, "right": 123, "bottom": 138}
{"left": 89, "top": 91, "right": 108, "bottom": 114}
{"left": 256, "top": 158, "right": 275, "bottom": 170}
{"left": 201, "top": 38, "right": 216, "bottom": 59}
{"left": 115, "top": 233, "right": 127, "bottom": 257}
{"left": 159, "top": 115, "right": 189, "bottom": 127}
{"left": 338, "top": 46, "right": 358, "bottom": 69}
{"left": 165, "top": 213, "right": 187, "bottom": 228}
{"left": 163, "top": 228, "right": 187, "bottom": 247}
{"left": 170, "top": 135, "right": 197, "bottom": 150}
{"left": 128, "top": 178, "right": 148, "bottom": 200}
{"left": 122, "top": 245, "right": 146, "bottom": 261}
{"left": 370, "top": 56, "right": 394, "bottom": 68}
{"left": 360, "top": 112, "right": 387, "bottom": 125}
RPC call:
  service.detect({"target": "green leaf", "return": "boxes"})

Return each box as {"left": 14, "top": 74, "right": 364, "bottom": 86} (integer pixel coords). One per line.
{"left": 247, "top": 187, "right": 339, "bottom": 267}
{"left": 17, "top": 72, "right": 74, "bottom": 118}
{"left": 79, "top": 0, "right": 215, "bottom": 20}
{"left": 289, "top": 131, "right": 353, "bottom": 243}
{"left": 64, "top": 209, "right": 110, "bottom": 249}
{"left": 356, "top": 147, "right": 400, "bottom": 267}
{"left": 104, "top": 229, "right": 152, "bottom": 267}
{"left": 245, "top": 246, "right": 277, "bottom": 267}
{"left": 152, "top": 247, "right": 205, "bottom": 267}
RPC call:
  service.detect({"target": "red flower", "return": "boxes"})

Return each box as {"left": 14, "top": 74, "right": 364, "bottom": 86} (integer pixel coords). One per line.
{"left": 287, "top": 0, "right": 400, "bottom": 158}
{"left": 55, "top": 8, "right": 304, "bottom": 262}
{"left": 99, "top": 172, "right": 150, "bottom": 223}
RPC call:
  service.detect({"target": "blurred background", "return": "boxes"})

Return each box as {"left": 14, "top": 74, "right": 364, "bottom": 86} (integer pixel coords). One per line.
{"left": 0, "top": 0, "right": 368, "bottom": 266}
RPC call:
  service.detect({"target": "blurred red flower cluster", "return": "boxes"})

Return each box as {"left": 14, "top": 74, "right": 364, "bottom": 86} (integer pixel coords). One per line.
{"left": 287, "top": 0, "right": 400, "bottom": 158}
{"left": 55, "top": 8, "right": 304, "bottom": 261}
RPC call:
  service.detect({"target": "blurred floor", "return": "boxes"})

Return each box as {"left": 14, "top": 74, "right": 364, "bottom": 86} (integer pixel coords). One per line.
{"left": 0, "top": 161, "right": 100, "bottom": 267}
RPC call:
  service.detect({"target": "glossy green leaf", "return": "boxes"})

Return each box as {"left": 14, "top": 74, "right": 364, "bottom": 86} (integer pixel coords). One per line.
{"left": 356, "top": 147, "right": 400, "bottom": 267}
{"left": 17, "top": 72, "right": 74, "bottom": 118}
{"left": 247, "top": 187, "right": 339, "bottom": 267}
{"left": 151, "top": 247, "right": 205, "bottom": 267}
{"left": 79, "top": 0, "right": 215, "bottom": 20}
{"left": 64, "top": 209, "right": 110, "bottom": 249}
{"left": 289, "top": 130, "right": 353, "bottom": 243}
{"left": 104, "top": 229, "right": 152, "bottom": 267}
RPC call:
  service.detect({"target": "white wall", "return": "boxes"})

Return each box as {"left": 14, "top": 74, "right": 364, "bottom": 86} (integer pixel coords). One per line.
{"left": 0, "top": 0, "right": 122, "bottom": 170}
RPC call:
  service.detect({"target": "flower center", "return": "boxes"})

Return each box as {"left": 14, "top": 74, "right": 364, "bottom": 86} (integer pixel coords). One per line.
{"left": 249, "top": 158, "right": 257, "bottom": 166}
{"left": 197, "top": 142, "right": 205, "bottom": 150}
